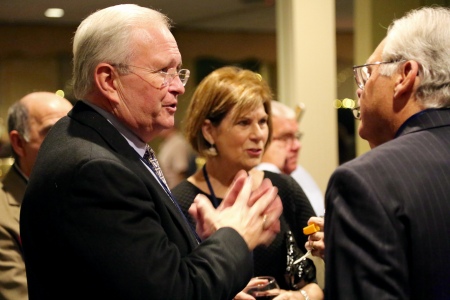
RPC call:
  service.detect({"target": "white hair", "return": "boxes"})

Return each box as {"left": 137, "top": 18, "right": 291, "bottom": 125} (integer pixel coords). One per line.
{"left": 72, "top": 4, "right": 171, "bottom": 99}
{"left": 380, "top": 6, "right": 450, "bottom": 108}
{"left": 270, "top": 100, "right": 296, "bottom": 119}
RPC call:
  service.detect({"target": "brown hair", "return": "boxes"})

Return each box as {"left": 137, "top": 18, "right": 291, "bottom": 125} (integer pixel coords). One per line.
{"left": 184, "top": 66, "right": 273, "bottom": 157}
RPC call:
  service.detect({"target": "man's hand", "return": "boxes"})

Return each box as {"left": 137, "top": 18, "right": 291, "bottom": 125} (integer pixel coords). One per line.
{"left": 304, "top": 217, "right": 325, "bottom": 259}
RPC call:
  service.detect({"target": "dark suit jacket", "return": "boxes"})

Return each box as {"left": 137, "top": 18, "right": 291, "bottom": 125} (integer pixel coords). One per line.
{"left": 324, "top": 108, "right": 450, "bottom": 299}
{"left": 20, "top": 101, "right": 252, "bottom": 300}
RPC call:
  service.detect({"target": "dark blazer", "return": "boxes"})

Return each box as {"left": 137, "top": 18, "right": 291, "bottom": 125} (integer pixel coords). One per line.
{"left": 20, "top": 101, "right": 252, "bottom": 300}
{"left": 324, "top": 108, "right": 450, "bottom": 300}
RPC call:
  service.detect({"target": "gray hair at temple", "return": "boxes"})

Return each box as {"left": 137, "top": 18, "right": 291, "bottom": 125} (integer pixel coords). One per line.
{"left": 72, "top": 4, "right": 172, "bottom": 99}
{"left": 380, "top": 6, "right": 450, "bottom": 108}
{"left": 7, "top": 101, "right": 29, "bottom": 161}
{"left": 270, "top": 100, "right": 296, "bottom": 120}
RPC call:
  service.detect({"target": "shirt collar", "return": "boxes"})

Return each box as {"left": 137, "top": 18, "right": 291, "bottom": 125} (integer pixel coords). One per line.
{"left": 82, "top": 100, "right": 147, "bottom": 157}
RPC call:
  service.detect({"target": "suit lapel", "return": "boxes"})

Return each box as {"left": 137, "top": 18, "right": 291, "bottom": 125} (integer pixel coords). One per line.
{"left": 132, "top": 156, "right": 200, "bottom": 247}
{"left": 69, "top": 101, "right": 199, "bottom": 247}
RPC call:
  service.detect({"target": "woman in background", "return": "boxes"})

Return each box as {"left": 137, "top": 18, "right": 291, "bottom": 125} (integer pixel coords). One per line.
{"left": 172, "top": 66, "right": 322, "bottom": 300}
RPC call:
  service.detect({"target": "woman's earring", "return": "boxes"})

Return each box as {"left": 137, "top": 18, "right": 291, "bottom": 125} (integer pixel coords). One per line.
{"left": 205, "top": 144, "right": 218, "bottom": 156}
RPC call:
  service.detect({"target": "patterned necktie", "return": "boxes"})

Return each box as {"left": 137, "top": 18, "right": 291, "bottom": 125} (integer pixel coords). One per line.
{"left": 144, "top": 145, "right": 168, "bottom": 187}
{"left": 143, "top": 145, "right": 201, "bottom": 244}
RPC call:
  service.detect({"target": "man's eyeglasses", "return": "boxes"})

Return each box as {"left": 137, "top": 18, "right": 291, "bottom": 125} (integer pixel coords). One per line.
{"left": 353, "top": 60, "right": 404, "bottom": 90}
{"left": 116, "top": 64, "right": 190, "bottom": 87}
{"left": 272, "top": 132, "right": 303, "bottom": 144}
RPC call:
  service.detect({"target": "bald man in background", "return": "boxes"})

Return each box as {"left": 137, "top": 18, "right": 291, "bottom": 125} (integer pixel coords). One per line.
{"left": 0, "top": 92, "right": 72, "bottom": 300}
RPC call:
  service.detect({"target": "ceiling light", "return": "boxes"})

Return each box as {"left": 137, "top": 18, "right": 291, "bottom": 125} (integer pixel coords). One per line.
{"left": 45, "top": 8, "right": 64, "bottom": 18}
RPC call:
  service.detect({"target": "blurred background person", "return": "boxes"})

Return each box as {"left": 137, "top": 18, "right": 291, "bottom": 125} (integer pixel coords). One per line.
{"left": 172, "top": 66, "right": 322, "bottom": 300}
{"left": 157, "top": 127, "right": 197, "bottom": 188}
{"left": 257, "top": 100, "right": 324, "bottom": 216}
{"left": 0, "top": 91, "right": 72, "bottom": 300}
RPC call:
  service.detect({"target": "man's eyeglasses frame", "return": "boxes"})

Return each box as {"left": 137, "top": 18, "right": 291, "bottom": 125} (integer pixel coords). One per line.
{"left": 113, "top": 64, "right": 190, "bottom": 88}
{"left": 351, "top": 60, "right": 405, "bottom": 120}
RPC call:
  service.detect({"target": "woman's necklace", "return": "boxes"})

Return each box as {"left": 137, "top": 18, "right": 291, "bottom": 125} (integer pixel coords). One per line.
{"left": 202, "top": 164, "right": 220, "bottom": 208}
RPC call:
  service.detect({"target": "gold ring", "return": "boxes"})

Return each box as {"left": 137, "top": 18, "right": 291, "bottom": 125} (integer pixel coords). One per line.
{"left": 262, "top": 214, "right": 268, "bottom": 230}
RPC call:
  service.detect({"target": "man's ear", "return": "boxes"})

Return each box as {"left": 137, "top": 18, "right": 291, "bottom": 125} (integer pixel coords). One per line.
{"left": 393, "top": 60, "right": 420, "bottom": 99}
{"left": 201, "top": 119, "right": 215, "bottom": 145}
{"left": 94, "top": 63, "right": 121, "bottom": 104}
{"left": 9, "top": 130, "right": 25, "bottom": 158}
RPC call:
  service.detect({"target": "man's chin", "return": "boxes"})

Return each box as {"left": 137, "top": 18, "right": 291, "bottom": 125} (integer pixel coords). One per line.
{"left": 159, "top": 117, "right": 175, "bottom": 130}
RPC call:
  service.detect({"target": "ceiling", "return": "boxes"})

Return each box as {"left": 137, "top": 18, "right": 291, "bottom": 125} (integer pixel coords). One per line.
{"left": 0, "top": 0, "right": 353, "bottom": 32}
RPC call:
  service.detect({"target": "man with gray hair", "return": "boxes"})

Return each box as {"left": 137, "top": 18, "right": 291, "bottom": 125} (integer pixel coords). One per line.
{"left": 257, "top": 100, "right": 324, "bottom": 216}
{"left": 20, "top": 5, "right": 282, "bottom": 300}
{"left": 325, "top": 6, "right": 450, "bottom": 299}
{"left": 0, "top": 92, "right": 72, "bottom": 300}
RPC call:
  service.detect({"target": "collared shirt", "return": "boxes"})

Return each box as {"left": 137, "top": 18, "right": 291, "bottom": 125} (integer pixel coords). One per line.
{"left": 82, "top": 101, "right": 162, "bottom": 186}
{"left": 82, "top": 101, "right": 200, "bottom": 244}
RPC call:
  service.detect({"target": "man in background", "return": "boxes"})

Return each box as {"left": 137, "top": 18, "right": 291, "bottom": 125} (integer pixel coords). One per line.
{"left": 257, "top": 100, "right": 324, "bottom": 216}
{"left": 0, "top": 92, "right": 72, "bottom": 300}
{"left": 325, "top": 6, "right": 450, "bottom": 299}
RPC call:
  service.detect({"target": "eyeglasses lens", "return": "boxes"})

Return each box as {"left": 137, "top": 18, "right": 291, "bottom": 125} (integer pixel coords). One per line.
{"left": 163, "top": 69, "right": 190, "bottom": 87}
{"left": 179, "top": 69, "right": 190, "bottom": 86}
{"left": 354, "top": 65, "right": 372, "bottom": 89}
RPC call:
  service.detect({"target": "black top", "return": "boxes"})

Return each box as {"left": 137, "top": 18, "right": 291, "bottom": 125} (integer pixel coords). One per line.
{"left": 173, "top": 170, "right": 316, "bottom": 290}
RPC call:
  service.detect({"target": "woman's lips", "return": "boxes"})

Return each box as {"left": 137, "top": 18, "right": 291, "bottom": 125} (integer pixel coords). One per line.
{"left": 246, "top": 148, "right": 262, "bottom": 157}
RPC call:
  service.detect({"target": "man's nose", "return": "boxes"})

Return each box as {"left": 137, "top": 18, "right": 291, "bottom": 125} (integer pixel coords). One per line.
{"left": 169, "top": 75, "right": 186, "bottom": 95}
{"left": 291, "top": 139, "right": 301, "bottom": 151}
